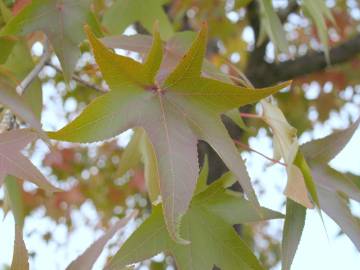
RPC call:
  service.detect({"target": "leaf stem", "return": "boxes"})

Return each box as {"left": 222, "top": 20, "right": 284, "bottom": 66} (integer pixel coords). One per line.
{"left": 16, "top": 39, "right": 52, "bottom": 95}
{"left": 45, "top": 62, "right": 106, "bottom": 93}
{"left": 239, "top": 112, "right": 263, "bottom": 119}
{"left": 234, "top": 139, "right": 287, "bottom": 166}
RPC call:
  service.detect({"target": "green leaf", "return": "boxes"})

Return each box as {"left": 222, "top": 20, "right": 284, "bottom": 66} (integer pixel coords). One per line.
{"left": 48, "top": 24, "right": 289, "bottom": 243}
{"left": 258, "top": 0, "right": 289, "bottom": 54}
{"left": 118, "top": 128, "right": 160, "bottom": 203}
{"left": 0, "top": 0, "right": 97, "bottom": 82}
{"left": 107, "top": 180, "right": 283, "bottom": 270}
{"left": 103, "top": 0, "right": 173, "bottom": 39}
{"left": 0, "top": 36, "right": 15, "bottom": 64}
{"left": 293, "top": 151, "right": 320, "bottom": 208}
{"left": 4, "top": 176, "right": 25, "bottom": 226}
{"left": 0, "top": 0, "right": 12, "bottom": 23}
{"left": 282, "top": 199, "right": 306, "bottom": 270}
{"left": 225, "top": 108, "right": 249, "bottom": 131}
{"left": 194, "top": 155, "right": 209, "bottom": 195}
{"left": 302, "top": 0, "right": 333, "bottom": 62}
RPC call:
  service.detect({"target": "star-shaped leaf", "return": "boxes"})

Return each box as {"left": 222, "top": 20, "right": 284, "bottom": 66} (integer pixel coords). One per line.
{"left": 299, "top": 116, "right": 360, "bottom": 250}
{"left": 0, "top": 0, "right": 99, "bottom": 82}
{"left": 0, "top": 128, "right": 58, "bottom": 192}
{"left": 48, "top": 23, "right": 290, "bottom": 242}
{"left": 107, "top": 177, "right": 283, "bottom": 270}
{"left": 103, "top": 0, "right": 173, "bottom": 39}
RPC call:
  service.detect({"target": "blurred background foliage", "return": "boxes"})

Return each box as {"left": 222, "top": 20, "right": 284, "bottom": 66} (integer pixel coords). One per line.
{"left": 1, "top": 0, "right": 360, "bottom": 269}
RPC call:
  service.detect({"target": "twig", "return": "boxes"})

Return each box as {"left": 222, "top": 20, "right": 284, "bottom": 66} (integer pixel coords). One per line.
{"left": 234, "top": 139, "right": 287, "bottom": 166}
{"left": 239, "top": 112, "right": 263, "bottom": 119}
{"left": 45, "top": 62, "right": 106, "bottom": 93}
{"left": 16, "top": 39, "right": 52, "bottom": 95}
{"left": 1, "top": 40, "right": 51, "bottom": 131}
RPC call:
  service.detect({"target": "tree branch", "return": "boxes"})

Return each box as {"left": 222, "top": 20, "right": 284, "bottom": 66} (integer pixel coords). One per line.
{"left": 248, "top": 33, "right": 360, "bottom": 87}
{"left": 45, "top": 62, "right": 106, "bottom": 93}
{"left": 16, "top": 40, "right": 52, "bottom": 95}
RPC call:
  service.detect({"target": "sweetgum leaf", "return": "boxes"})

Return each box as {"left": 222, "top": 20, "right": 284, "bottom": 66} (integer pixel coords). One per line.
{"left": 302, "top": 0, "right": 334, "bottom": 62}
{"left": 0, "top": 129, "right": 59, "bottom": 192}
{"left": 301, "top": 117, "right": 360, "bottom": 164}
{"left": 103, "top": 0, "right": 173, "bottom": 39}
{"left": 0, "top": 36, "right": 15, "bottom": 64}
{"left": 0, "top": 0, "right": 97, "bottom": 82}
{"left": 48, "top": 23, "right": 290, "bottom": 242}
{"left": 281, "top": 199, "right": 306, "bottom": 270}
{"left": 317, "top": 186, "right": 360, "bottom": 251}
{"left": 4, "top": 176, "right": 25, "bottom": 226}
{"left": 258, "top": 0, "right": 289, "bottom": 54}
{"left": 300, "top": 116, "right": 360, "bottom": 250}
{"left": 5, "top": 175, "right": 29, "bottom": 270}
{"left": 311, "top": 165, "right": 360, "bottom": 202}
{"left": 118, "top": 128, "right": 160, "bottom": 203}
{"left": 107, "top": 180, "right": 283, "bottom": 270}
{"left": 66, "top": 211, "right": 138, "bottom": 270}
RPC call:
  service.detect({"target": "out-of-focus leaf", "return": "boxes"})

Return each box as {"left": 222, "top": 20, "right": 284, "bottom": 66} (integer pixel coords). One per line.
{"left": 235, "top": 0, "right": 253, "bottom": 9}
{"left": 0, "top": 0, "right": 97, "bottom": 82}
{"left": 49, "top": 24, "right": 289, "bottom": 242}
{"left": 0, "top": 0, "right": 11, "bottom": 23}
{"left": 107, "top": 179, "right": 283, "bottom": 270}
{"left": 302, "top": 0, "right": 334, "bottom": 62}
{"left": 5, "top": 175, "right": 29, "bottom": 270}
{"left": 0, "top": 36, "right": 15, "bottom": 64}
{"left": 0, "top": 76, "right": 44, "bottom": 135}
{"left": 66, "top": 210, "right": 138, "bottom": 270}
{"left": 11, "top": 224, "right": 29, "bottom": 270}
{"left": 119, "top": 128, "right": 160, "bottom": 202}
{"left": 0, "top": 129, "right": 59, "bottom": 192}
{"left": 281, "top": 199, "right": 306, "bottom": 270}
{"left": 262, "top": 100, "right": 313, "bottom": 208}
{"left": 4, "top": 176, "right": 25, "bottom": 226}
{"left": 258, "top": 0, "right": 289, "bottom": 54}
{"left": 301, "top": 117, "right": 360, "bottom": 164}
{"left": 103, "top": 0, "right": 173, "bottom": 39}
{"left": 317, "top": 186, "right": 360, "bottom": 251}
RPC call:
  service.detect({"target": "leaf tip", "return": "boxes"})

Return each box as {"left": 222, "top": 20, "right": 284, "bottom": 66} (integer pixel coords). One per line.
{"left": 153, "top": 20, "right": 160, "bottom": 34}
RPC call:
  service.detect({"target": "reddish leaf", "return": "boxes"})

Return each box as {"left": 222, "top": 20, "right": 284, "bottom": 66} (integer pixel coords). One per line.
{"left": 66, "top": 210, "right": 138, "bottom": 270}
{"left": 0, "top": 129, "right": 59, "bottom": 192}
